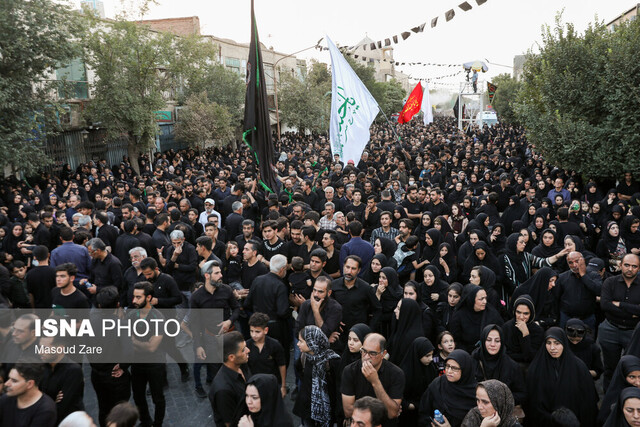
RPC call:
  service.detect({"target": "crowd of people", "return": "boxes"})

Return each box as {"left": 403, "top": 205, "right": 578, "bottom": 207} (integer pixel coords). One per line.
{"left": 1, "top": 117, "right": 640, "bottom": 426}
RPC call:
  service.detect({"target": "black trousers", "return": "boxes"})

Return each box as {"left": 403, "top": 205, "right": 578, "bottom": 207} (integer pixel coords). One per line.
{"left": 131, "top": 363, "right": 166, "bottom": 427}
{"left": 91, "top": 369, "right": 131, "bottom": 427}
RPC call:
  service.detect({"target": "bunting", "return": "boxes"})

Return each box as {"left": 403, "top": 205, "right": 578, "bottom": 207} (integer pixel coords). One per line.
{"left": 315, "top": 0, "right": 489, "bottom": 53}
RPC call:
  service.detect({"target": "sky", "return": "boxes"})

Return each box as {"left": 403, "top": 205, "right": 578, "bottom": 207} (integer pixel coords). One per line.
{"left": 75, "top": 0, "right": 629, "bottom": 87}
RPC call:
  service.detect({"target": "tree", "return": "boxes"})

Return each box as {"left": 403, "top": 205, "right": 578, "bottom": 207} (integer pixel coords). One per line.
{"left": 174, "top": 92, "right": 233, "bottom": 150}
{"left": 344, "top": 57, "right": 405, "bottom": 121}
{"left": 375, "top": 79, "right": 406, "bottom": 118}
{"left": 514, "top": 15, "right": 640, "bottom": 179}
{"left": 0, "top": 0, "right": 83, "bottom": 175}
{"left": 83, "top": 18, "right": 173, "bottom": 172}
{"left": 491, "top": 73, "right": 521, "bottom": 125}
{"left": 279, "top": 73, "right": 326, "bottom": 134}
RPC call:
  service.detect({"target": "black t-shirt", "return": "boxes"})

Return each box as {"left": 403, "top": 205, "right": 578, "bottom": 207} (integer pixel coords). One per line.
{"left": 341, "top": 359, "right": 405, "bottom": 427}
{"left": 0, "top": 393, "right": 57, "bottom": 427}
{"left": 26, "top": 266, "right": 56, "bottom": 309}
{"left": 241, "top": 261, "right": 269, "bottom": 290}
{"left": 246, "top": 336, "right": 286, "bottom": 381}
{"left": 261, "top": 238, "right": 287, "bottom": 261}
{"left": 402, "top": 199, "right": 422, "bottom": 216}
{"left": 51, "top": 287, "right": 90, "bottom": 310}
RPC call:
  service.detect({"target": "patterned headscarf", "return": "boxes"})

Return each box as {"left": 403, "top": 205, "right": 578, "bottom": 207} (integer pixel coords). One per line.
{"left": 301, "top": 325, "right": 340, "bottom": 426}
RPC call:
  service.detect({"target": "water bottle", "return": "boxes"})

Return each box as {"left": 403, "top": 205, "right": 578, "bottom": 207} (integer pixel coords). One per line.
{"left": 434, "top": 409, "right": 445, "bottom": 424}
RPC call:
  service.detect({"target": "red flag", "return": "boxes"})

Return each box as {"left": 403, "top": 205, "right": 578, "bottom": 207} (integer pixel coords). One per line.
{"left": 398, "top": 82, "right": 424, "bottom": 124}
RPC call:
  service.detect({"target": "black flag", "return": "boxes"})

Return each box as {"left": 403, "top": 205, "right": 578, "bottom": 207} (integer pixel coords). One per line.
{"left": 243, "top": 0, "right": 277, "bottom": 193}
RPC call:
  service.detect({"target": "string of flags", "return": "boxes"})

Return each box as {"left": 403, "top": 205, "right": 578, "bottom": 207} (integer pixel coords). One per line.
{"left": 408, "top": 70, "right": 464, "bottom": 82}
{"left": 316, "top": 0, "right": 488, "bottom": 54}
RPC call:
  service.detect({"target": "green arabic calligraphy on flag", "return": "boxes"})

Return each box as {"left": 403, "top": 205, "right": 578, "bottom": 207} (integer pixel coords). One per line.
{"left": 327, "top": 36, "right": 379, "bottom": 164}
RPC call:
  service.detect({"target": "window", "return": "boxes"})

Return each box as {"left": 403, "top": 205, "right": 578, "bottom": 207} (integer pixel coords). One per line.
{"left": 225, "top": 57, "right": 242, "bottom": 75}
{"left": 56, "top": 59, "right": 88, "bottom": 99}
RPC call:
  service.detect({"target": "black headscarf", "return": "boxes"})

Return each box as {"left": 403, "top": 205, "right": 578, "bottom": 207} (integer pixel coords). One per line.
{"left": 598, "top": 355, "right": 640, "bottom": 425}
{"left": 431, "top": 242, "right": 456, "bottom": 282}
{"left": 376, "top": 237, "right": 398, "bottom": 269}
{"left": 421, "top": 265, "right": 448, "bottom": 310}
{"left": 526, "top": 327, "right": 598, "bottom": 427}
{"left": 474, "top": 213, "right": 490, "bottom": 237}
{"left": 365, "top": 253, "right": 387, "bottom": 284}
{"left": 504, "top": 233, "right": 528, "bottom": 284}
{"left": 510, "top": 267, "right": 557, "bottom": 320}
{"left": 389, "top": 298, "right": 424, "bottom": 365}
{"left": 340, "top": 323, "right": 372, "bottom": 371}
{"left": 622, "top": 215, "right": 640, "bottom": 253}
{"left": 422, "top": 229, "right": 443, "bottom": 262}
{"left": 421, "top": 349, "right": 478, "bottom": 426}
{"left": 462, "top": 241, "right": 501, "bottom": 281}
{"left": 380, "top": 266, "right": 402, "bottom": 299}
{"left": 461, "top": 380, "right": 519, "bottom": 427}
{"left": 472, "top": 324, "right": 512, "bottom": 380}
{"left": 531, "top": 228, "right": 560, "bottom": 258}
{"left": 603, "top": 387, "right": 640, "bottom": 427}
{"left": 399, "top": 337, "right": 437, "bottom": 403}
{"left": 239, "top": 374, "right": 293, "bottom": 427}
{"left": 451, "top": 285, "right": 504, "bottom": 353}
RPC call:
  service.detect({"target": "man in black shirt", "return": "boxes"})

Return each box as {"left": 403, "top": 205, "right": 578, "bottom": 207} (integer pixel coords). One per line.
{"left": 295, "top": 275, "right": 342, "bottom": 339}
{"left": 129, "top": 281, "right": 167, "bottom": 427}
{"left": 139, "top": 257, "right": 189, "bottom": 382}
{"left": 235, "top": 220, "right": 262, "bottom": 253}
{"left": 240, "top": 240, "right": 268, "bottom": 291}
{"left": 0, "top": 363, "right": 56, "bottom": 427}
{"left": 331, "top": 256, "right": 382, "bottom": 350}
{"left": 401, "top": 186, "right": 422, "bottom": 221}
{"left": 285, "top": 220, "right": 305, "bottom": 262}
{"left": 556, "top": 251, "right": 601, "bottom": 329}
{"left": 83, "top": 238, "right": 124, "bottom": 299}
{"left": 246, "top": 313, "right": 286, "bottom": 398}
{"left": 209, "top": 331, "right": 250, "bottom": 427}
{"left": 426, "top": 188, "right": 451, "bottom": 219}
{"left": 189, "top": 260, "right": 240, "bottom": 397}
{"left": 26, "top": 246, "right": 56, "bottom": 309}
{"left": 244, "top": 254, "right": 291, "bottom": 367}
{"left": 341, "top": 333, "right": 404, "bottom": 427}
{"left": 259, "top": 220, "right": 286, "bottom": 267}
{"left": 52, "top": 263, "right": 90, "bottom": 311}
{"left": 599, "top": 253, "right": 640, "bottom": 390}
{"left": 90, "top": 286, "right": 132, "bottom": 427}
{"left": 38, "top": 336, "right": 85, "bottom": 424}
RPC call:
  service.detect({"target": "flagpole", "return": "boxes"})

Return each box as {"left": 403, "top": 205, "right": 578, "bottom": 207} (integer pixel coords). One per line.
{"left": 375, "top": 103, "right": 402, "bottom": 144}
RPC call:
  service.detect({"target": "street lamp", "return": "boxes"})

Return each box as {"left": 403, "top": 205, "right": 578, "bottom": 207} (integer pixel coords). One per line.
{"left": 273, "top": 38, "right": 323, "bottom": 140}
{"left": 80, "top": 129, "right": 89, "bottom": 141}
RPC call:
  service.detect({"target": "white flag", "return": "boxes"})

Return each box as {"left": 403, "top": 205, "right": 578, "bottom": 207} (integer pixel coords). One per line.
{"left": 327, "top": 36, "right": 379, "bottom": 164}
{"left": 422, "top": 82, "right": 434, "bottom": 125}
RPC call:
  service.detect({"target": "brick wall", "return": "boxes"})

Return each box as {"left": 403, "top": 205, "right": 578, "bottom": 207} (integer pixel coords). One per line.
{"left": 138, "top": 16, "right": 200, "bottom": 36}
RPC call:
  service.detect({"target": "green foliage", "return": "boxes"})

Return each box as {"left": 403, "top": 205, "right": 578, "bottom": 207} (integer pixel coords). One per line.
{"left": 344, "top": 56, "right": 406, "bottom": 120}
{"left": 278, "top": 71, "right": 328, "bottom": 134}
{"left": 515, "top": 15, "right": 640, "bottom": 179}
{"left": 83, "top": 18, "right": 172, "bottom": 164}
{"left": 0, "top": 0, "right": 83, "bottom": 175}
{"left": 375, "top": 79, "right": 406, "bottom": 118}
{"left": 174, "top": 92, "right": 233, "bottom": 150}
{"left": 491, "top": 73, "right": 521, "bottom": 125}
{"left": 178, "top": 55, "right": 245, "bottom": 128}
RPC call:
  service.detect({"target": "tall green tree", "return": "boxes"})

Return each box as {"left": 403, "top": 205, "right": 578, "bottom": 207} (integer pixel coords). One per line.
{"left": 278, "top": 72, "right": 327, "bottom": 134}
{"left": 174, "top": 92, "right": 233, "bottom": 150}
{"left": 514, "top": 15, "right": 640, "bottom": 178}
{"left": 0, "top": 0, "right": 83, "bottom": 175}
{"left": 491, "top": 73, "right": 521, "bottom": 125}
{"left": 84, "top": 18, "right": 173, "bottom": 171}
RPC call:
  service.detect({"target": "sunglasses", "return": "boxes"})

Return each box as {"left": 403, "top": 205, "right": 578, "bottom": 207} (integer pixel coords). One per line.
{"left": 566, "top": 327, "right": 586, "bottom": 337}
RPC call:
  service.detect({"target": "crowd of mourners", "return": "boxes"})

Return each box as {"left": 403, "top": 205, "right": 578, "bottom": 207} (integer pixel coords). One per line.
{"left": 2, "top": 117, "right": 640, "bottom": 427}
